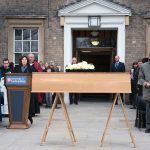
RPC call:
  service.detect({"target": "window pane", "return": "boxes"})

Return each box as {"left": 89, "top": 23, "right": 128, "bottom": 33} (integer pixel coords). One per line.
{"left": 15, "top": 29, "right": 22, "bottom": 40}
{"left": 23, "top": 41, "right": 30, "bottom": 52}
{"left": 15, "top": 41, "right": 22, "bottom": 52}
{"left": 23, "top": 29, "right": 30, "bottom": 40}
{"left": 14, "top": 27, "right": 39, "bottom": 65}
{"left": 15, "top": 53, "right": 22, "bottom": 64}
{"left": 31, "top": 28, "right": 38, "bottom": 40}
{"left": 31, "top": 41, "right": 38, "bottom": 52}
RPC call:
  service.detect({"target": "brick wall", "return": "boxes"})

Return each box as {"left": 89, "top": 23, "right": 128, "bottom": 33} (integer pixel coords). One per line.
{"left": 0, "top": 0, "right": 67, "bottom": 68}
{"left": 0, "top": 0, "right": 150, "bottom": 71}
{"left": 113, "top": 0, "right": 150, "bottom": 70}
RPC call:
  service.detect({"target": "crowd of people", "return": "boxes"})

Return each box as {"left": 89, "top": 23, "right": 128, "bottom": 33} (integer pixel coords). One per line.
{"left": 110, "top": 55, "right": 150, "bottom": 133}
{"left": 69, "top": 55, "right": 150, "bottom": 134}
{"left": 0, "top": 53, "right": 61, "bottom": 124}
{"left": 129, "top": 56, "right": 150, "bottom": 133}
{"left": 0, "top": 54, "right": 150, "bottom": 134}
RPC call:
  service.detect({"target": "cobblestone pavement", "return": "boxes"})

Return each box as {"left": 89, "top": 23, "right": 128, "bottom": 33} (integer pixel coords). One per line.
{"left": 0, "top": 101, "right": 150, "bottom": 150}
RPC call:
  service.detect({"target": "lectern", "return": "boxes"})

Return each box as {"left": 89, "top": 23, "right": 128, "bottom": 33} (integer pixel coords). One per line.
{"left": 5, "top": 73, "right": 31, "bottom": 129}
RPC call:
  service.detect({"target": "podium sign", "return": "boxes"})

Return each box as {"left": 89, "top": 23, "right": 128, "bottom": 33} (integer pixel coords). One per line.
{"left": 5, "top": 75, "right": 29, "bottom": 86}
{"left": 5, "top": 73, "right": 31, "bottom": 129}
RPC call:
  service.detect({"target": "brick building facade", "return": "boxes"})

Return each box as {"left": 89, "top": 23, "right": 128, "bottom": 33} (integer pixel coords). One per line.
{"left": 0, "top": 0, "right": 150, "bottom": 71}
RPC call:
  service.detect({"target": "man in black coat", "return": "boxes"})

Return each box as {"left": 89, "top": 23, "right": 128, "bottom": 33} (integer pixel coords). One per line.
{"left": 0, "top": 58, "right": 13, "bottom": 106}
{"left": 111, "top": 56, "right": 125, "bottom": 104}
{"left": 69, "top": 57, "right": 79, "bottom": 105}
{"left": 0, "top": 58, "right": 13, "bottom": 76}
{"left": 111, "top": 56, "right": 125, "bottom": 72}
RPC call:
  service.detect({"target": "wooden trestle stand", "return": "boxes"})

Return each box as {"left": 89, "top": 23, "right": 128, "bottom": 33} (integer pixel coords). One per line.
{"left": 32, "top": 72, "right": 136, "bottom": 147}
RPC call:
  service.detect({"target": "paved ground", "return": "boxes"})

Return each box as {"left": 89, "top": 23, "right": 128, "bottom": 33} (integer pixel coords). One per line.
{"left": 0, "top": 101, "right": 150, "bottom": 150}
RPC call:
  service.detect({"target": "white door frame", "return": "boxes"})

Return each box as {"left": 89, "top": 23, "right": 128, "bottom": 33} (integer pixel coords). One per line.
{"left": 63, "top": 16, "right": 125, "bottom": 103}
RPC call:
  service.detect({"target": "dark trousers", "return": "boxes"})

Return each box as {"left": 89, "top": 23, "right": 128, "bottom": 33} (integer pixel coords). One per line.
{"left": 29, "top": 93, "right": 40, "bottom": 115}
{"left": 45, "top": 93, "right": 52, "bottom": 107}
{"left": 135, "top": 96, "right": 146, "bottom": 128}
{"left": 145, "top": 101, "right": 150, "bottom": 130}
{"left": 69, "top": 93, "right": 79, "bottom": 104}
{"left": 51, "top": 93, "right": 59, "bottom": 107}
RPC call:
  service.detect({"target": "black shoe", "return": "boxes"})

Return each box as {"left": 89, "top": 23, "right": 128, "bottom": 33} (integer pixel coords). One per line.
{"left": 28, "top": 116, "right": 33, "bottom": 124}
{"left": 45, "top": 105, "right": 51, "bottom": 108}
{"left": 32, "top": 113, "right": 35, "bottom": 117}
{"left": 145, "top": 129, "right": 150, "bottom": 133}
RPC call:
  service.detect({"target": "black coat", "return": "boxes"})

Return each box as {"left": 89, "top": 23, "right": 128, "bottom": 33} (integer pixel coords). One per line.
{"left": 13, "top": 65, "right": 37, "bottom": 73}
{"left": 111, "top": 62, "right": 125, "bottom": 72}
{"left": 13, "top": 65, "right": 40, "bottom": 114}
{"left": 0, "top": 66, "right": 13, "bottom": 77}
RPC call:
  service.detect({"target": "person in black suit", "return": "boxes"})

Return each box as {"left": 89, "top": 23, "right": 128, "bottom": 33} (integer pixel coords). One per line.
{"left": 0, "top": 58, "right": 13, "bottom": 76}
{"left": 0, "top": 58, "right": 13, "bottom": 107}
{"left": 69, "top": 57, "right": 79, "bottom": 105}
{"left": 13, "top": 55, "right": 37, "bottom": 124}
{"left": 111, "top": 55, "right": 125, "bottom": 104}
{"left": 111, "top": 56, "right": 125, "bottom": 72}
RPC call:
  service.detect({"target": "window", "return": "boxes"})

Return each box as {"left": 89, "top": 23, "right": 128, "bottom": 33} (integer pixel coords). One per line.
{"left": 7, "top": 17, "right": 45, "bottom": 65}
{"left": 14, "top": 28, "right": 39, "bottom": 65}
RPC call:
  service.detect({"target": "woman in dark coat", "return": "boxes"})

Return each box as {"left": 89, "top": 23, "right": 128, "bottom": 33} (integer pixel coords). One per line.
{"left": 13, "top": 56, "right": 37, "bottom": 124}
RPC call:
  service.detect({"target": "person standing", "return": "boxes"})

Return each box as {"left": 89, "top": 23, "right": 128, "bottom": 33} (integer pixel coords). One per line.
{"left": 28, "top": 53, "right": 41, "bottom": 114}
{"left": 138, "top": 54, "right": 150, "bottom": 133}
{"left": 45, "top": 66, "right": 52, "bottom": 108}
{"left": 111, "top": 56, "right": 125, "bottom": 72}
{"left": 0, "top": 58, "right": 13, "bottom": 76}
{"left": 0, "top": 58, "right": 13, "bottom": 108}
{"left": 130, "top": 61, "right": 138, "bottom": 109}
{"left": 111, "top": 56, "right": 125, "bottom": 104}
{"left": 69, "top": 57, "right": 79, "bottom": 105}
{"left": 28, "top": 53, "right": 42, "bottom": 72}
{"left": 13, "top": 56, "right": 37, "bottom": 124}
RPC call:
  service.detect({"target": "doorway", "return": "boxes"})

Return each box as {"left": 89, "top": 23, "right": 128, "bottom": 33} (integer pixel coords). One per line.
{"left": 79, "top": 52, "right": 113, "bottom": 100}
{"left": 80, "top": 52, "right": 112, "bottom": 72}
{"left": 72, "top": 29, "right": 117, "bottom": 101}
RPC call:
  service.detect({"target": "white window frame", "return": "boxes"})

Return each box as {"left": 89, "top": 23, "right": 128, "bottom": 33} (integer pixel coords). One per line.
{"left": 7, "top": 18, "right": 45, "bottom": 63}
{"left": 13, "top": 28, "right": 39, "bottom": 65}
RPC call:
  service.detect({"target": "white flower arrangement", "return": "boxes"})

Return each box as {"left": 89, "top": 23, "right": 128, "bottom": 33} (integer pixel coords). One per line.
{"left": 66, "top": 61, "right": 95, "bottom": 70}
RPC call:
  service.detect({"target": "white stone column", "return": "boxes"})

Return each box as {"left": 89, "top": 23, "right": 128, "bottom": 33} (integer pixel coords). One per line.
{"left": 64, "top": 23, "right": 72, "bottom": 104}
{"left": 117, "top": 24, "right": 125, "bottom": 63}
{"left": 64, "top": 24, "right": 72, "bottom": 68}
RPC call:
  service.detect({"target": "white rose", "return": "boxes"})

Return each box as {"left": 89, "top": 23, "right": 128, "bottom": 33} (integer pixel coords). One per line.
{"left": 88, "top": 64, "right": 95, "bottom": 69}
{"left": 67, "top": 64, "right": 74, "bottom": 70}
{"left": 72, "top": 64, "right": 79, "bottom": 69}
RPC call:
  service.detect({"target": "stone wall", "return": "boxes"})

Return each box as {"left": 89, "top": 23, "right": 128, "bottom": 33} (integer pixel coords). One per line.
{"left": 0, "top": 0, "right": 150, "bottom": 71}
{"left": 113, "top": 0, "right": 150, "bottom": 70}
{"left": 0, "top": 0, "right": 67, "bottom": 68}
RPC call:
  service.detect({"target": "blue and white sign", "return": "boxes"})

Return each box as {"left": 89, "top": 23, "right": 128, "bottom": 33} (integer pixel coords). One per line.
{"left": 5, "top": 76, "right": 28, "bottom": 86}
